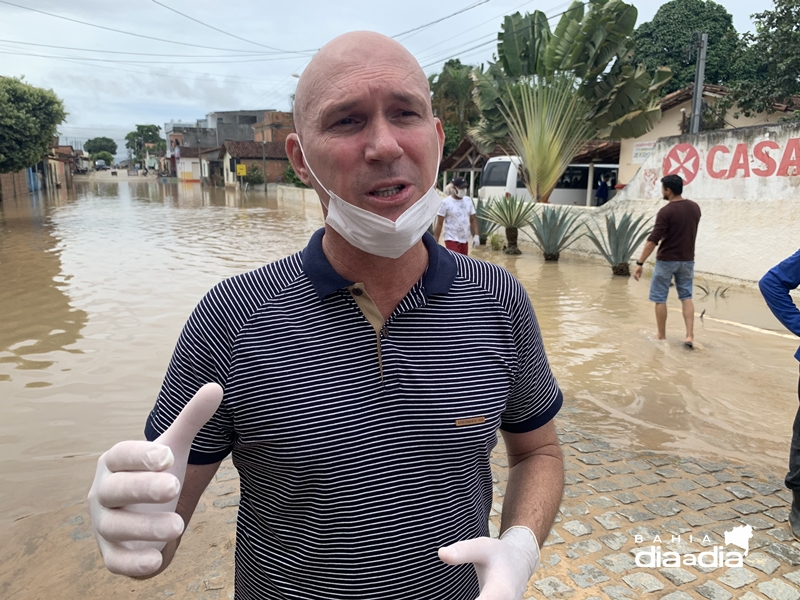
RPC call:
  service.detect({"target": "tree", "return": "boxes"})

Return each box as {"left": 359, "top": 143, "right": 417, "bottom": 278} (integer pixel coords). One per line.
{"left": 429, "top": 59, "right": 481, "bottom": 145}
{"left": 0, "top": 76, "right": 66, "bottom": 174}
{"left": 442, "top": 123, "right": 460, "bottom": 161}
{"left": 631, "top": 0, "right": 752, "bottom": 94}
{"left": 125, "top": 125, "right": 163, "bottom": 161}
{"left": 91, "top": 151, "right": 115, "bottom": 166}
{"left": 472, "top": 1, "right": 671, "bottom": 202}
{"left": 243, "top": 163, "right": 265, "bottom": 186}
{"left": 84, "top": 136, "right": 117, "bottom": 156}
{"left": 730, "top": 0, "right": 800, "bottom": 117}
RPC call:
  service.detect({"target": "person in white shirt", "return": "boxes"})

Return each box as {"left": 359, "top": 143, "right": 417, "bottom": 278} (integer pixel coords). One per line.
{"left": 434, "top": 177, "right": 479, "bottom": 255}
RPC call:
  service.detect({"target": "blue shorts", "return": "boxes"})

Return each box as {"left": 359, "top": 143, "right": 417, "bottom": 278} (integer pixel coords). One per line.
{"left": 649, "top": 260, "right": 695, "bottom": 303}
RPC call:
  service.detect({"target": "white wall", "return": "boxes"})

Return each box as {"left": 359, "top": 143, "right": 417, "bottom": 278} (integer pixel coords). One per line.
{"left": 276, "top": 184, "right": 320, "bottom": 203}
{"left": 562, "top": 122, "right": 800, "bottom": 284}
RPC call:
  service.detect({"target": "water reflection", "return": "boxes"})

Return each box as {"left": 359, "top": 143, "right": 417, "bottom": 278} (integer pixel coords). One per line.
{"left": 0, "top": 194, "right": 88, "bottom": 376}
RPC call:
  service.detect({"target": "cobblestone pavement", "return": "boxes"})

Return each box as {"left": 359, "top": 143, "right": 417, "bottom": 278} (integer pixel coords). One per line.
{"left": 503, "top": 419, "right": 800, "bottom": 600}
{"left": 3, "top": 411, "right": 799, "bottom": 599}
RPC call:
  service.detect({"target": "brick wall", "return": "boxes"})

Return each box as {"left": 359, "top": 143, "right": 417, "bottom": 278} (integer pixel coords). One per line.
{"left": 0, "top": 169, "right": 29, "bottom": 201}
{"left": 265, "top": 159, "right": 289, "bottom": 182}
{"left": 253, "top": 111, "right": 295, "bottom": 143}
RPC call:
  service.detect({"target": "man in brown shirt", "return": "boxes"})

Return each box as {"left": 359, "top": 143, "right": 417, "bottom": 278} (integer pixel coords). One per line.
{"left": 633, "top": 174, "right": 702, "bottom": 347}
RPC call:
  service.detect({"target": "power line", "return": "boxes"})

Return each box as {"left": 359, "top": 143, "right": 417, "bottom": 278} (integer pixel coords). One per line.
{"left": 150, "top": 0, "right": 317, "bottom": 55}
{"left": 392, "top": 0, "right": 492, "bottom": 41}
{"left": 0, "top": 38, "right": 286, "bottom": 58}
{"left": 411, "top": 0, "right": 541, "bottom": 59}
{"left": 0, "top": 0, "right": 281, "bottom": 54}
{"left": 418, "top": 1, "right": 587, "bottom": 71}
{"left": 414, "top": 0, "right": 570, "bottom": 56}
{"left": 0, "top": 49, "right": 279, "bottom": 87}
{"left": 0, "top": 49, "right": 311, "bottom": 65}
{"left": 420, "top": 39, "right": 497, "bottom": 69}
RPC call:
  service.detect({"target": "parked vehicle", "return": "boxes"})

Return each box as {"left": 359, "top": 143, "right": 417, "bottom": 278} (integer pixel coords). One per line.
{"left": 477, "top": 156, "right": 619, "bottom": 206}
{"left": 94, "top": 159, "right": 107, "bottom": 170}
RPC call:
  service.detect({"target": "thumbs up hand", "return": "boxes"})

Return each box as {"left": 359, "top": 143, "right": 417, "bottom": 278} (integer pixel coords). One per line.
{"left": 438, "top": 526, "right": 540, "bottom": 600}
{"left": 88, "top": 383, "right": 224, "bottom": 577}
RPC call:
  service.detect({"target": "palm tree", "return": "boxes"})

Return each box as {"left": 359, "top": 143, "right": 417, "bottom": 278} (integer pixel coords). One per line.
{"left": 481, "top": 195, "right": 536, "bottom": 255}
{"left": 497, "top": 74, "right": 595, "bottom": 202}
{"left": 430, "top": 59, "right": 480, "bottom": 140}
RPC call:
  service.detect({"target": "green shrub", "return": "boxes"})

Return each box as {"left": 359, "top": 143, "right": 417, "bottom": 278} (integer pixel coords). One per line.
{"left": 585, "top": 212, "right": 653, "bottom": 276}
{"left": 528, "top": 205, "right": 584, "bottom": 261}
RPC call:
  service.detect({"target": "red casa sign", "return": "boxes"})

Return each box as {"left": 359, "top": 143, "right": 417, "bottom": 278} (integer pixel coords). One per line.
{"left": 662, "top": 139, "right": 800, "bottom": 183}
{"left": 706, "top": 139, "right": 800, "bottom": 179}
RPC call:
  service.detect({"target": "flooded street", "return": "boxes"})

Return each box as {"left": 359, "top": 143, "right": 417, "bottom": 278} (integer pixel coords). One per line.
{"left": 1, "top": 179, "right": 797, "bottom": 532}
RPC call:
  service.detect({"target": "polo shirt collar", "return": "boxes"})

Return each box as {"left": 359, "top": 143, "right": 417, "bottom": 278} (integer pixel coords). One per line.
{"left": 302, "top": 228, "right": 457, "bottom": 300}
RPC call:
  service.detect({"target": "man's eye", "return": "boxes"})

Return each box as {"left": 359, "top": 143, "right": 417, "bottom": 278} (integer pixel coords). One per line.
{"left": 337, "top": 117, "right": 355, "bottom": 125}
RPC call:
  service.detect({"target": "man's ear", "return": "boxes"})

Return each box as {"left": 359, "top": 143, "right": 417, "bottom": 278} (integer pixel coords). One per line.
{"left": 285, "top": 134, "right": 313, "bottom": 186}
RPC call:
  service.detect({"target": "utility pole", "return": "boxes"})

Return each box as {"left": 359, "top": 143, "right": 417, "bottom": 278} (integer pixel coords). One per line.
{"left": 687, "top": 31, "right": 708, "bottom": 135}
{"left": 261, "top": 139, "right": 266, "bottom": 188}
{"left": 196, "top": 126, "right": 201, "bottom": 184}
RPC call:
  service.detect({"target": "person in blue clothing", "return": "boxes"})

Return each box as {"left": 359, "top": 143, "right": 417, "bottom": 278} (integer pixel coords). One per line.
{"left": 595, "top": 173, "right": 611, "bottom": 206}
{"left": 759, "top": 249, "right": 800, "bottom": 540}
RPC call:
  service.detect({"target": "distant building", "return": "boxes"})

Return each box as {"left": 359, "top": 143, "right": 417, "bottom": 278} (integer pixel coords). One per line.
{"left": 218, "top": 140, "right": 288, "bottom": 187}
{"left": 253, "top": 111, "right": 294, "bottom": 144}
{"left": 165, "top": 109, "right": 279, "bottom": 153}
{"left": 175, "top": 148, "right": 196, "bottom": 180}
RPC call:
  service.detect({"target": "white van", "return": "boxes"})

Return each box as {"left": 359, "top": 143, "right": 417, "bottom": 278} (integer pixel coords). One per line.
{"left": 478, "top": 156, "right": 618, "bottom": 206}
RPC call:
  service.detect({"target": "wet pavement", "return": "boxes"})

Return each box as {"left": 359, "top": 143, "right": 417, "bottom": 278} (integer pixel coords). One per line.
{"left": 1, "top": 179, "right": 798, "bottom": 598}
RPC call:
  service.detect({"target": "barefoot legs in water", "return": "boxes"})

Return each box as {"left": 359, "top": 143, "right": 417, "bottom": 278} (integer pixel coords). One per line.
{"left": 654, "top": 300, "right": 695, "bottom": 347}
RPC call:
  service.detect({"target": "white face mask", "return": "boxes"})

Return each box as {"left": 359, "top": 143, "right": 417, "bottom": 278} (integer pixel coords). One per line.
{"left": 297, "top": 136, "right": 442, "bottom": 259}
{"left": 454, "top": 188, "right": 466, "bottom": 198}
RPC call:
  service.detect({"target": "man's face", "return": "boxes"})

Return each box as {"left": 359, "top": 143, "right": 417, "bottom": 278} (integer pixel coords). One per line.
{"left": 661, "top": 185, "right": 670, "bottom": 200}
{"left": 292, "top": 54, "right": 444, "bottom": 223}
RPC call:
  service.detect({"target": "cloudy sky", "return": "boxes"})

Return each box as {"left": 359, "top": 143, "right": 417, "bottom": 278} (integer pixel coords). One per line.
{"left": 0, "top": 0, "right": 773, "bottom": 151}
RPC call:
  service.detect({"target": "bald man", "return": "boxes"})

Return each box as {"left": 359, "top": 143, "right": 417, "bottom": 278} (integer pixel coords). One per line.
{"left": 88, "top": 32, "right": 564, "bottom": 600}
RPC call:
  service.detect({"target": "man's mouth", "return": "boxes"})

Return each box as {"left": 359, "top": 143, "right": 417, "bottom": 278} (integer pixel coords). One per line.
{"left": 370, "top": 185, "right": 406, "bottom": 198}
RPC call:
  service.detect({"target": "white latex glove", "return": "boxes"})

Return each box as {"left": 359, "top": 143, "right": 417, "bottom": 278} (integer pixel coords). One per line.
{"left": 439, "top": 526, "right": 540, "bottom": 600}
{"left": 472, "top": 234, "right": 480, "bottom": 248}
{"left": 88, "top": 383, "right": 223, "bottom": 577}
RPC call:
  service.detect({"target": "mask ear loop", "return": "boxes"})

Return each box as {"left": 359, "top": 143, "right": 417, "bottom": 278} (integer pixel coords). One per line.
{"left": 295, "top": 138, "right": 331, "bottom": 210}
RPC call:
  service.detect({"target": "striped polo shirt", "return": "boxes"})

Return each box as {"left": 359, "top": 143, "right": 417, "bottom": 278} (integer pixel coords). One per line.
{"left": 146, "top": 228, "right": 563, "bottom": 600}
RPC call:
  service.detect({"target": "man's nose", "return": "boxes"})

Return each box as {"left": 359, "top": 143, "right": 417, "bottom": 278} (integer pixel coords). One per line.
{"left": 364, "top": 117, "right": 403, "bottom": 163}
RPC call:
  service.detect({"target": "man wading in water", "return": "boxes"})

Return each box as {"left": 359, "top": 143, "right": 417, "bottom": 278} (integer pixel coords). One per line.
{"left": 634, "top": 174, "right": 702, "bottom": 348}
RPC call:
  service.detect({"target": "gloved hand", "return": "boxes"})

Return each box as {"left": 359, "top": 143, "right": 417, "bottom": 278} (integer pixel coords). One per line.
{"left": 438, "top": 526, "right": 540, "bottom": 600}
{"left": 472, "top": 234, "right": 480, "bottom": 248}
{"left": 88, "top": 383, "right": 223, "bottom": 577}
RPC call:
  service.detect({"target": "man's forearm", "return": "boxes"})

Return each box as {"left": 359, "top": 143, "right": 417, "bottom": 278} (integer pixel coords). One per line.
{"left": 638, "top": 240, "right": 657, "bottom": 264}
{"left": 499, "top": 446, "right": 564, "bottom": 545}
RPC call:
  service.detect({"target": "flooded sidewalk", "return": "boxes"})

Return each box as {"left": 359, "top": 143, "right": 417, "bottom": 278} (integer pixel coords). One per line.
{"left": 0, "top": 182, "right": 797, "bottom": 598}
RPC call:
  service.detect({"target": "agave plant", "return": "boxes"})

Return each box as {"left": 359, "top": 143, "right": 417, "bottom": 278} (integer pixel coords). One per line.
{"left": 585, "top": 212, "right": 653, "bottom": 276}
{"left": 475, "top": 197, "right": 499, "bottom": 244}
{"left": 481, "top": 195, "right": 536, "bottom": 255}
{"left": 527, "top": 205, "right": 585, "bottom": 261}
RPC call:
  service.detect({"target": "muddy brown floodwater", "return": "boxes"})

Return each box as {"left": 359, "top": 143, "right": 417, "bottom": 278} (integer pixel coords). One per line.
{"left": 0, "top": 179, "right": 797, "bottom": 595}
